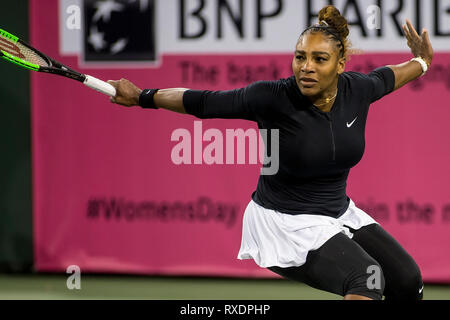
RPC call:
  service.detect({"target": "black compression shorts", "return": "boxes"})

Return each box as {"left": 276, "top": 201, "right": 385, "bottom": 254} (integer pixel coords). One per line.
{"left": 268, "top": 224, "right": 423, "bottom": 300}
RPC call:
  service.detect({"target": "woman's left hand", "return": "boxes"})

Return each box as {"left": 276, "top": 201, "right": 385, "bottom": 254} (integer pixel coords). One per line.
{"left": 402, "top": 19, "right": 433, "bottom": 67}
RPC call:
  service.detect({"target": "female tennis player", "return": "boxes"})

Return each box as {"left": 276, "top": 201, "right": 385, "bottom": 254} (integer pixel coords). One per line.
{"left": 108, "top": 6, "right": 433, "bottom": 300}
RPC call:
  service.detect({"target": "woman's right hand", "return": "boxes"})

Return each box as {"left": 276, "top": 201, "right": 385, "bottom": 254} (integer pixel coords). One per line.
{"left": 107, "top": 79, "right": 142, "bottom": 107}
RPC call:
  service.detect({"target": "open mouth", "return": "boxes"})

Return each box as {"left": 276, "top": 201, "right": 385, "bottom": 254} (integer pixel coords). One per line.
{"left": 299, "top": 78, "right": 318, "bottom": 87}
{"left": 299, "top": 77, "right": 318, "bottom": 87}
{"left": 300, "top": 77, "right": 318, "bottom": 83}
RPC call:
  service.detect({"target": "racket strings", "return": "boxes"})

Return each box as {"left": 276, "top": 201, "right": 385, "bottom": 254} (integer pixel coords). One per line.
{"left": 0, "top": 36, "right": 49, "bottom": 67}
{"left": 16, "top": 42, "right": 49, "bottom": 67}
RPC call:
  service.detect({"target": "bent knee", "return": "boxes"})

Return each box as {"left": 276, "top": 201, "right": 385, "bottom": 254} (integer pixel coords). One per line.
{"left": 386, "top": 268, "right": 424, "bottom": 300}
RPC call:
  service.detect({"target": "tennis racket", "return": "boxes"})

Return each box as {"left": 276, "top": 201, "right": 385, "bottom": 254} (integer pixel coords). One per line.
{"left": 0, "top": 28, "right": 116, "bottom": 97}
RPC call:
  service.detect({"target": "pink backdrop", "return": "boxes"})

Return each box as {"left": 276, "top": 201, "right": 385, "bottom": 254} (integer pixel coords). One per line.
{"left": 31, "top": 1, "right": 450, "bottom": 282}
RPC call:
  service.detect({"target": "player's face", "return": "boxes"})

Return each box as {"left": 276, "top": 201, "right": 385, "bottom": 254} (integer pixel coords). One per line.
{"left": 292, "top": 33, "right": 345, "bottom": 99}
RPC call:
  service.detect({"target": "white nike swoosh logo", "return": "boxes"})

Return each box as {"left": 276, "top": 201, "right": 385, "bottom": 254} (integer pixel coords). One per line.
{"left": 419, "top": 285, "right": 424, "bottom": 294}
{"left": 347, "top": 117, "right": 358, "bottom": 128}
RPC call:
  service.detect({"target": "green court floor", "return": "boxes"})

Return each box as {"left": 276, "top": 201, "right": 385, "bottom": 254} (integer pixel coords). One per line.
{"left": 1, "top": 274, "right": 450, "bottom": 300}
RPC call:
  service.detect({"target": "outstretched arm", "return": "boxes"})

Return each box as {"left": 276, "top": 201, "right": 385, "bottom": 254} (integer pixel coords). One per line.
{"left": 108, "top": 79, "right": 274, "bottom": 121}
{"left": 107, "top": 79, "right": 189, "bottom": 114}
{"left": 387, "top": 19, "right": 433, "bottom": 91}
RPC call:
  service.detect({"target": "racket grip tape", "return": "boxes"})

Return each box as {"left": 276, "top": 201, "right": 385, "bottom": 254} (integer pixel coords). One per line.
{"left": 83, "top": 75, "right": 117, "bottom": 97}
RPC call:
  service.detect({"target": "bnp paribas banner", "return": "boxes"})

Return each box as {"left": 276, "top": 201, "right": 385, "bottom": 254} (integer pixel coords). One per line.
{"left": 31, "top": 0, "right": 450, "bottom": 282}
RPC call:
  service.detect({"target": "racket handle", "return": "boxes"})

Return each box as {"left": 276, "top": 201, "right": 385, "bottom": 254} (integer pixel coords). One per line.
{"left": 83, "top": 75, "right": 117, "bottom": 97}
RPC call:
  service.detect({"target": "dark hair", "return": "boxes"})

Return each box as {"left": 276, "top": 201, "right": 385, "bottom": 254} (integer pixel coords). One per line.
{"left": 300, "top": 5, "right": 351, "bottom": 60}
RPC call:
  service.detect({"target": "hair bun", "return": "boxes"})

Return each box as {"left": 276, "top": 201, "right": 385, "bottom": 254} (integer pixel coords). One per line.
{"left": 318, "top": 5, "right": 349, "bottom": 40}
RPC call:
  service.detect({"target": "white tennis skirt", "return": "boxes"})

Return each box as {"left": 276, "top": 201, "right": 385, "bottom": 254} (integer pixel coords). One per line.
{"left": 237, "top": 198, "right": 378, "bottom": 268}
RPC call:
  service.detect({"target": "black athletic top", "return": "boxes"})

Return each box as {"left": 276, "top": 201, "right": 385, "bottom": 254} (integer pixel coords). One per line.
{"left": 183, "top": 67, "right": 395, "bottom": 218}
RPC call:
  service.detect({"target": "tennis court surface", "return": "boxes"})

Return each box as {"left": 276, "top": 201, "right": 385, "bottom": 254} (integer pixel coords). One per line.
{"left": 1, "top": 274, "right": 450, "bottom": 300}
